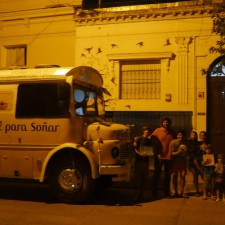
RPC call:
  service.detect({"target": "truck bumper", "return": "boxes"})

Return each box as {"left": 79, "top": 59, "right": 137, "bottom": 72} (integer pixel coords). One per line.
{"left": 99, "top": 164, "right": 132, "bottom": 182}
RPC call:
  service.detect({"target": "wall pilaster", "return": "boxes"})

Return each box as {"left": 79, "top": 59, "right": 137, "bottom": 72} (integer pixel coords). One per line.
{"left": 175, "top": 37, "right": 192, "bottom": 104}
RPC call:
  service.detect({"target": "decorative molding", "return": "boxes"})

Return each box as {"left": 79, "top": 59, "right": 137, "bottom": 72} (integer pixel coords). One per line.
{"left": 173, "top": 36, "right": 193, "bottom": 104}
{"left": 161, "top": 58, "right": 170, "bottom": 72}
{"left": 177, "top": 54, "right": 188, "bottom": 104}
{"left": 174, "top": 37, "right": 193, "bottom": 104}
{"left": 108, "top": 52, "right": 174, "bottom": 72}
{"left": 74, "top": 3, "right": 214, "bottom": 26}
{"left": 174, "top": 37, "right": 193, "bottom": 52}
{"left": 0, "top": 2, "right": 214, "bottom": 26}
{"left": 107, "top": 52, "right": 174, "bottom": 61}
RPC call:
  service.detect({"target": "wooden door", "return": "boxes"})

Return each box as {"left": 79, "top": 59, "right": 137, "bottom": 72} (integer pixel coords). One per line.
{"left": 209, "top": 76, "right": 225, "bottom": 154}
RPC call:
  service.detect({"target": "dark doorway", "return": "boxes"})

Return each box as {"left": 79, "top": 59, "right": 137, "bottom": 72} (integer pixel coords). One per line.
{"left": 208, "top": 56, "right": 225, "bottom": 154}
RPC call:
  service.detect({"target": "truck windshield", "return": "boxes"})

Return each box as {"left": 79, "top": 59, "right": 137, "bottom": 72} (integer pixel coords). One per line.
{"left": 74, "top": 86, "right": 104, "bottom": 116}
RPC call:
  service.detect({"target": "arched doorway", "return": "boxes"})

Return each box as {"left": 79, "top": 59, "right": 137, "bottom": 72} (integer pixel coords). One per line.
{"left": 207, "top": 55, "right": 225, "bottom": 154}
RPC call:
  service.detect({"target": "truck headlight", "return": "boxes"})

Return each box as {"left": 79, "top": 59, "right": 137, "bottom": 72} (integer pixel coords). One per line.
{"left": 119, "top": 129, "right": 130, "bottom": 139}
{"left": 111, "top": 147, "right": 120, "bottom": 158}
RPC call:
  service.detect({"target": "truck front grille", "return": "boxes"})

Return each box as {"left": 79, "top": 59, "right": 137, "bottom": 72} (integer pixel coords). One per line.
{"left": 119, "top": 143, "right": 131, "bottom": 159}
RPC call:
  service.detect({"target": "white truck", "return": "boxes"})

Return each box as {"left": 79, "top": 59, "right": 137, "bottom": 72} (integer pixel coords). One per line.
{"left": 0, "top": 66, "right": 132, "bottom": 203}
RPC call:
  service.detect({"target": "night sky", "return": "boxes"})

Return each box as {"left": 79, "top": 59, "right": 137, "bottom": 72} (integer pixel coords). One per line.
{"left": 83, "top": 0, "right": 187, "bottom": 9}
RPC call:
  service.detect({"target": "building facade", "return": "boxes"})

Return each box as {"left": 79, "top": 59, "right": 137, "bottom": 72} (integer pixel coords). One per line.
{"left": 0, "top": 0, "right": 224, "bottom": 150}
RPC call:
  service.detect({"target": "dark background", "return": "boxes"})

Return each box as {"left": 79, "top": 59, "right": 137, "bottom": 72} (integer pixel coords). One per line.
{"left": 83, "top": 0, "right": 191, "bottom": 9}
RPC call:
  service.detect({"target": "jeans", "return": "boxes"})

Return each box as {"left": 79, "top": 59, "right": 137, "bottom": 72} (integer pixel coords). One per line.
{"left": 152, "top": 155, "right": 172, "bottom": 196}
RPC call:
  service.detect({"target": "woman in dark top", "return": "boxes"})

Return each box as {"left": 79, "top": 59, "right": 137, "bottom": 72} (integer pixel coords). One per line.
{"left": 187, "top": 131, "right": 203, "bottom": 197}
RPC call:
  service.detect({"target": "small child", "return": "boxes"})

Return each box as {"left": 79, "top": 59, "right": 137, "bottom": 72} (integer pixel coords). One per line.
{"left": 215, "top": 154, "right": 225, "bottom": 202}
{"left": 202, "top": 147, "right": 216, "bottom": 200}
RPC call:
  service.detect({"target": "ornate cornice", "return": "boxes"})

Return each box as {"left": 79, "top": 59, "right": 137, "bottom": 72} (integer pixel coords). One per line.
{"left": 74, "top": 2, "right": 214, "bottom": 26}
{"left": 0, "top": 2, "right": 216, "bottom": 26}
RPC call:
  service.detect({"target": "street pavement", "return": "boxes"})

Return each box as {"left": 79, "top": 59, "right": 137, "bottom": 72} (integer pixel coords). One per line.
{"left": 1, "top": 185, "right": 225, "bottom": 225}
{"left": 91, "top": 186, "right": 225, "bottom": 225}
{"left": 104, "top": 169, "right": 225, "bottom": 225}
{"left": 0, "top": 173, "right": 225, "bottom": 225}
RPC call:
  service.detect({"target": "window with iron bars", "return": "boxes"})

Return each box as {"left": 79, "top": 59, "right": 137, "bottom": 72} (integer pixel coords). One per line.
{"left": 5, "top": 45, "right": 27, "bottom": 67}
{"left": 119, "top": 60, "right": 161, "bottom": 99}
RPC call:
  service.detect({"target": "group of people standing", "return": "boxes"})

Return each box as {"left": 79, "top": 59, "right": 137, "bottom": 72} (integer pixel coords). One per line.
{"left": 133, "top": 117, "right": 225, "bottom": 202}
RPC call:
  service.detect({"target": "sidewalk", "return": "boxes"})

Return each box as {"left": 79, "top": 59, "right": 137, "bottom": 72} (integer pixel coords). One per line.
{"left": 184, "top": 169, "right": 203, "bottom": 194}
{"left": 112, "top": 166, "right": 203, "bottom": 195}
{"left": 96, "top": 187, "right": 225, "bottom": 225}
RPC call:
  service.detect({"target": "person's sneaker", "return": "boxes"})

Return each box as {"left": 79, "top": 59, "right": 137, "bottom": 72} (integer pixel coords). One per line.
{"left": 165, "top": 194, "right": 172, "bottom": 199}
{"left": 216, "top": 197, "right": 220, "bottom": 202}
{"left": 181, "top": 193, "right": 189, "bottom": 198}
{"left": 211, "top": 195, "right": 216, "bottom": 201}
{"left": 172, "top": 193, "right": 180, "bottom": 198}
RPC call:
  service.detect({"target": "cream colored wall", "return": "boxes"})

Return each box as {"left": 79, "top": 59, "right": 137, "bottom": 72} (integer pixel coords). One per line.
{"left": 0, "top": 1, "right": 221, "bottom": 135}
{"left": 0, "top": 7, "right": 77, "bottom": 68}
{"left": 74, "top": 13, "right": 220, "bottom": 134}
{"left": 0, "top": 0, "right": 82, "bottom": 12}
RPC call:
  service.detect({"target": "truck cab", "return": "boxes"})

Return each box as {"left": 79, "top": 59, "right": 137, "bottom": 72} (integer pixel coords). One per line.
{"left": 0, "top": 66, "right": 132, "bottom": 203}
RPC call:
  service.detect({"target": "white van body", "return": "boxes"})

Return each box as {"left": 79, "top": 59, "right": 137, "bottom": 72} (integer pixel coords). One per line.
{"left": 0, "top": 66, "right": 132, "bottom": 203}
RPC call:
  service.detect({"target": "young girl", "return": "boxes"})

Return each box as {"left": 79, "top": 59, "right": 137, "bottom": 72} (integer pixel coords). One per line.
{"left": 170, "top": 129, "right": 188, "bottom": 198}
{"left": 202, "top": 147, "right": 216, "bottom": 200}
{"left": 199, "top": 131, "right": 210, "bottom": 153}
{"left": 215, "top": 154, "right": 225, "bottom": 202}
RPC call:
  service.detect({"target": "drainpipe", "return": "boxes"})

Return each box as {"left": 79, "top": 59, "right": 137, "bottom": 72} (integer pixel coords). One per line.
{"left": 193, "top": 36, "right": 197, "bottom": 131}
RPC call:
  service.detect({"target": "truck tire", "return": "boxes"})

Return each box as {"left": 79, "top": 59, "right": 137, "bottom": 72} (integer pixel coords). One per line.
{"left": 49, "top": 156, "right": 95, "bottom": 204}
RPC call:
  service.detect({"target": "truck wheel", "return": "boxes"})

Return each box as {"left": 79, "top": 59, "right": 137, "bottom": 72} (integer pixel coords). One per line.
{"left": 49, "top": 157, "right": 95, "bottom": 203}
